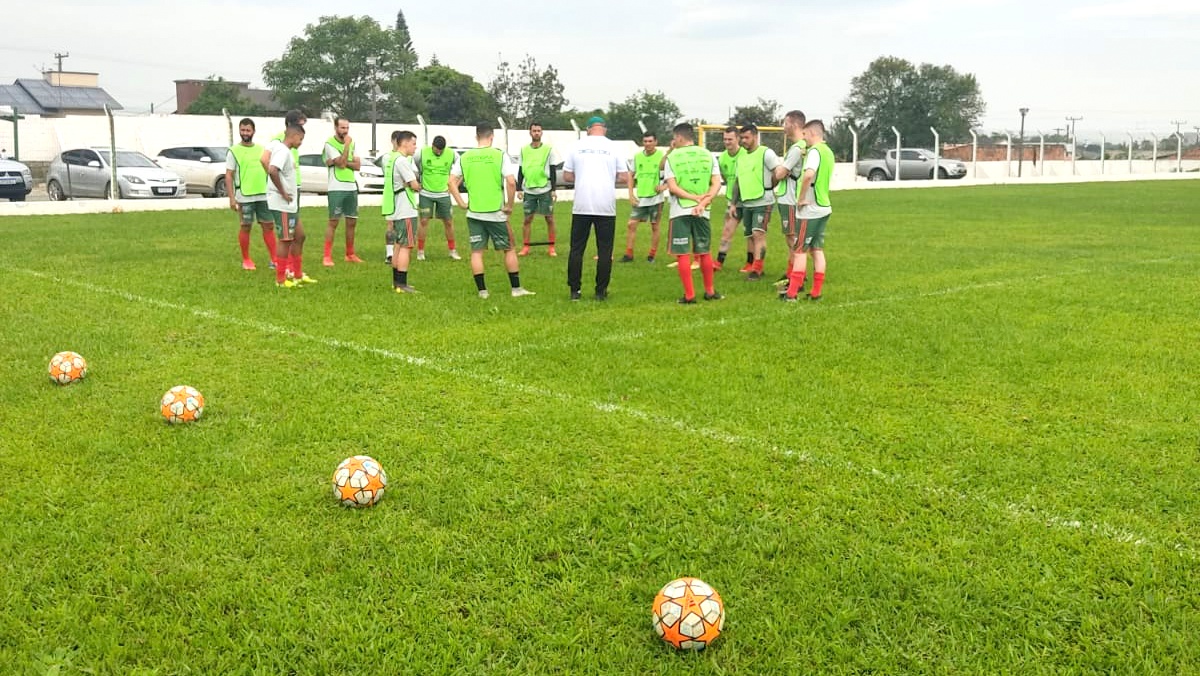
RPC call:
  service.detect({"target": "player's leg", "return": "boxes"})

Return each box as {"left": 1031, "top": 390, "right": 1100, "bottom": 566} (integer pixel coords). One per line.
{"left": 671, "top": 217, "right": 695, "bottom": 303}
{"left": 751, "top": 205, "right": 772, "bottom": 277}
{"left": 391, "top": 217, "right": 417, "bottom": 293}
{"left": 692, "top": 215, "right": 719, "bottom": 300}
{"left": 520, "top": 193, "right": 534, "bottom": 256}
{"left": 468, "top": 218, "right": 489, "bottom": 298}
{"left": 323, "top": 193, "right": 340, "bottom": 267}
{"left": 255, "top": 203, "right": 278, "bottom": 269}
{"left": 784, "top": 217, "right": 811, "bottom": 300}
{"left": 417, "top": 216, "right": 429, "bottom": 261}
{"left": 273, "top": 211, "right": 296, "bottom": 287}
{"left": 622, "top": 210, "right": 640, "bottom": 262}
{"left": 442, "top": 210, "right": 460, "bottom": 260}
{"left": 544, "top": 209, "right": 558, "bottom": 257}
{"left": 567, "top": 214, "right": 590, "bottom": 299}
{"left": 715, "top": 207, "right": 738, "bottom": 270}
{"left": 237, "top": 203, "right": 255, "bottom": 270}
{"left": 807, "top": 215, "right": 829, "bottom": 300}
{"left": 498, "top": 221, "right": 533, "bottom": 296}
{"left": 343, "top": 192, "right": 361, "bottom": 262}
{"left": 648, "top": 204, "right": 662, "bottom": 262}
{"left": 594, "top": 216, "right": 615, "bottom": 299}
{"left": 777, "top": 206, "right": 798, "bottom": 286}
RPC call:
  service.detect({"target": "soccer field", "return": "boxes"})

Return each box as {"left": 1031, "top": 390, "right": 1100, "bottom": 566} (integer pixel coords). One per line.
{"left": 1, "top": 182, "right": 1198, "bottom": 674}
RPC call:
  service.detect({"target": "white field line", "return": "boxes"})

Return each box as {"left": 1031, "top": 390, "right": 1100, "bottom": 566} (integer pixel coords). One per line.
{"left": 4, "top": 264, "right": 1192, "bottom": 557}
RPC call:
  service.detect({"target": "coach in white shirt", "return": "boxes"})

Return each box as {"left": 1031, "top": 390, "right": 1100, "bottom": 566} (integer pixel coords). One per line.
{"left": 562, "top": 116, "right": 631, "bottom": 301}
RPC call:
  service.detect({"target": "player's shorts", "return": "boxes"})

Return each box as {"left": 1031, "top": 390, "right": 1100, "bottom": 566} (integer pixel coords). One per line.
{"left": 780, "top": 205, "right": 804, "bottom": 244}
{"left": 272, "top": 210, "right": 299, "bottom": 240}
{"left": 419, "top": 194, "right": 452, "bottom": 220}
{"left": 239, "top": 201, "right": 272, "bottom": 225}
{"left": 327, "top": 190, "right": 358, "bottom": 219}
{"left": 630, "top": 203, "right": 664, "bottom": 223}
{"left": 669, "top": 215, "right": 711, "bottom": 255}
{"left": 468, "top": 217, "right": 513, "bottom": 251}
{"left": 522, "top": 191, "right": 554, "bottom": 216}
{"left": 742, "top": 204, "right": 774, "bottom": 236}
{"left": 388, "top": 217, "right": 418, "bottom": 248}
{"left": 800, "top": 214, "right": 830, "bottom": 251}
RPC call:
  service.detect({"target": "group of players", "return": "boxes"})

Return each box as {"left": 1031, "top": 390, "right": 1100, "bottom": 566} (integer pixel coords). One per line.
{"left": 222, "top": 108, "right": 834, "bottom": 302}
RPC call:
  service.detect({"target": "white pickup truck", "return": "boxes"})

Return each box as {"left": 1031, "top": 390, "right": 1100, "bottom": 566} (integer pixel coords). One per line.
{"left": 857, "top": 148, "right": 967, "bottom": 181}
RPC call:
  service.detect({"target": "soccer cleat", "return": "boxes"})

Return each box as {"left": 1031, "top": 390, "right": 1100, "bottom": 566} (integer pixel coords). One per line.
{"left": 547, "top": 246, "right": 557, "bottom": 257}
{"left": 268, "top": 260, "right": 277, "bottom": 270}
{"left": 478, "top": 289, "right": 490, "bottom": 299}
{"left": 691, "top": 261, "right": 701, "bottom": 270}
{"left": 773, "top": 276, "right": 790, "bottom": 287}
{"left": 511, "top": 287, "right": 536, "bottom": 298}
{"left": 711, "top": 260, "right": 723, "bottom": 271}
{"left": 393, "top": 284, "right": 419, "bottom": 294}
{"left": 417, "top": 251, "right": 426, "bottom": 261}
{"left": 277, "top": 279, "right": 298, "bottom": 289}
{"left": 595, "top": 290, "right": 608, "bottom": 301}
{"left": 738, "top": 263, "right": 754, "bottom": 273}
{"left": 703, "top": 292, "right": 724, "bottom": 301}
{"left": 345, "top": 254, "right": 364, "bottom": 263}
{"left": 449, "top": 250, "right": 462, "bottom": 261}
{"left": 384, "top": 255, "right": 392, "bottom": 264}
{"left": 745, "top": 272, "right": 761, "bottom": 281}
{"left": 570, "top": 290, "right": 582, "bottom": 301}
{"left": 667, "top": 261, "right": 680, "bottom": 269}
{"left": 518, "top": 245, "right": 531, "bottom": 256}
{"left": 647, "top": 255, "right": 656, "bottom": 263}
{"left": 242, "top": 260, "right": 256, "bottom": 271}
{"left": 677, "top": 296, "right": 697, "bottom": 305}
{"left": 297, "top": 274, "right": 318, "bottom": 285}
{"left": 322, "top": 256, "right": 335, "bottom": 267}
{"left": 619, "top": 254, "right": 634, "bottom": 263}
{"left": 807, "top": 294, "right": 822, "bottom": 302}
{"left": 779, "top": 293, "right": 798, "bottom": 303}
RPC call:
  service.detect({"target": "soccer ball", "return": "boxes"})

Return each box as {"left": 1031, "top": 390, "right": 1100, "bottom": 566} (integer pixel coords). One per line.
{"left": 160, "top": 385, "right": 204, "bottom": 424}
{"left": 48, "top": 351, "right": 88, "bottom": 385}
{"left": 652, "top": 577, "right": 725, "bottom": 650}
{"left": 332, "top": 455, "right": 388, "bottom": 508}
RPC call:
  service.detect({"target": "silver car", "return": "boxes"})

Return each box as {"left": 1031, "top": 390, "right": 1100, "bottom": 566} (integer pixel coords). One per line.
{"left": 47, "top": 147, "right": 187, "bottom": 200}
{"left": 0, "top": 157, "right": 33, "bottom": 201}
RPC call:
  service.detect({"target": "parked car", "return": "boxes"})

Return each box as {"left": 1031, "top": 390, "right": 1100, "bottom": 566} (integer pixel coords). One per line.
{"left": 298, "top": 153, "right": 385, "bottom": 194}
{"left": 0, "top": 157, "right": 34, "bottom": 201}
{"left": 857, "top": 148, "right": 968, "bottom": 181}
{"left": 47, "top": 148, "right": 186, "bottom": 200}
{"left": 156, "top": 146, "right": 230, "bottom": 197}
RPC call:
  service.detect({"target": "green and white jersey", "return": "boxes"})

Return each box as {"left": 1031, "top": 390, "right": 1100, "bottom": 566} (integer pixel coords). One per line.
{"left": 265, "top": 139, "right": 298, "bottom": 213}
{"left": 520, "top": 143, "right": 559, "bottom": 196}
{"left": 389, "top": 155, "right": 420, "bottom": 221}
{"left": 225, "top": 142, "right": 267, "bottom": 203}
{"left": 414, "top": 146, "right": 459, "bottom": 199}
{"left": 662, "top": 147, "right": 720, "bottom": 220}
{"left": 324, "top": 137, "right": 359, "bottom": 192}
{"left": 797, "top": 145, "right": 833, "bottom": 220}
{"left": 627, "top": 150, "right": 666, "bottom": 207}
{"left": 738, "top": 147, "right": 782, "bottom": 209}
{"left": 451, "top": 146, "right": 517, "bottom": 222}
{"left": 776, "top": 140, "right": 808, "bottom": 206}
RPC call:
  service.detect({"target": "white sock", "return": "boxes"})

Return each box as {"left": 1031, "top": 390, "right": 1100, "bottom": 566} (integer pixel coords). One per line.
{"left": 386, "top": 244, "right": 394, "bottom": 257}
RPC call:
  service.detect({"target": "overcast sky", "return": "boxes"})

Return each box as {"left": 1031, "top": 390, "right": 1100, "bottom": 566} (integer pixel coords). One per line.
{"left": 2, "top": 0, "right": 1198, "bottom": 139}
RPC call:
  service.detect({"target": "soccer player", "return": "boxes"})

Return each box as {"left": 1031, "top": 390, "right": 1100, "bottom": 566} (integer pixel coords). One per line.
{"left": 731, "top": 123, "right": 782, "bottom": 280}
{"left": 265, "top": 125, "right": 313, "bottom": 288}
{"left": 622, "top": 130, "right": 667, "bottom": 263}
{"left": 413, "top": 135, "right": 461, "bottom": 261}
{"left": 448, "top": 124, "right": 535, "bottom": 299}
{"left": 663, "top": 123, "right": 723, "bottom": 304}
{"left": 563, "top": 116, "right": 630, "bottom": 301}
{"left": 773, "top": 110, "right": 808, "bottom": 287}
{"left": 783, "top": 120, "right": 834, "bottom": 302}
{"left": 225, "top": 118, "right": 277, "bottom": 271}
{"left": 713, "top": 126, "right": 744, "bottom": 270}
{"left": 383, "top": 131, "right": 421, "bottom": 294}
{"left": 321, "top": 117, "right": 362, "bottom": 267}
{"left": 517, "top": 122, "right": 559, "bottom": 257}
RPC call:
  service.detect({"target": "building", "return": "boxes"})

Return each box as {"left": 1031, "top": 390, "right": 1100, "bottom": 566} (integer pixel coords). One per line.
{"left": 0, "top": 71, "right": 123, "bottom": 116}
{"left": 174, "top": 79, "right": 286, "bottom": 115}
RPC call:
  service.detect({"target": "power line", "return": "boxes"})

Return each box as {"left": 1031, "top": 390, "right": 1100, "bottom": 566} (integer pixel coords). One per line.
{"left": 1169, "top": 119, "right": 1187, "bottom": 137}
{"left": 1065, "top": 116, "right": 1083, "bottom": 138}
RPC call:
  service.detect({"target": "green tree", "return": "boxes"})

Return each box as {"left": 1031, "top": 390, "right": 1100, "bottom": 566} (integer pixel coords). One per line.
{"left": 729, "top": 98, "right": 781, "bottom": 127}
{"left": 263, "top": 15, "right": 418, "bottom": 120}
{"left": 488, "top": 55, "right": 569, "bottom": 128}
{"left": 605, "top": 90, "right": 683, "bottom": 143}
{"left": 389, "top": 64, "right": 500, "bottom": 125}
{"left": 841, "top": 56, "right": 985, "bottom": 154}
{"left": 183, "top": 76, "right": 262, "bottom": 116}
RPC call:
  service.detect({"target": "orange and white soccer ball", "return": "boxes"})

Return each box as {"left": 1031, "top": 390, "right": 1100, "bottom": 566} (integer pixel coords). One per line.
{"left": 49, "top": 351, "right": 88, "bottom": 385}
{"left": 160, "top": 385, "right": 204, "bottom": 424}
{"left": 652, "top": 577, "right": 725, "bottom": 650}
{"left": 333, "top": 455, "right": 388, "bottom": 508}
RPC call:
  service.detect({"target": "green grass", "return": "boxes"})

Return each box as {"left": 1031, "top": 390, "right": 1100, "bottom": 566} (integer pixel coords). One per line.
{"left": 1, "top": 182, "right": 1198, "bottom": 674}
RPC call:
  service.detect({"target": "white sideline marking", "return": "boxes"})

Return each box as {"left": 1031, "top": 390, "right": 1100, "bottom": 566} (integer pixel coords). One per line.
{"left": 4, "top": 264, "right": 1191, "bottom": 557}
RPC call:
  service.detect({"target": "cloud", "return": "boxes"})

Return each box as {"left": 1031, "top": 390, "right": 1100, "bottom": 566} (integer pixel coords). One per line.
{"left": 1069, "top": 0, "right": 1200, "bottom": 18}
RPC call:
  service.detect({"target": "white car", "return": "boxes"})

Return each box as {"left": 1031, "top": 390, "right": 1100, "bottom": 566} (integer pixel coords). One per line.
{"left": 156, "top": 146, "right": 230, "bottom": 197}
{"left": 46, "top": 148, "right": 185, "bottom": 200}
{"left": 0, "top": 157, "right": 34, "bottom": 201}
{"left": 298, "top": 153, "right": 383, "bottom": 194}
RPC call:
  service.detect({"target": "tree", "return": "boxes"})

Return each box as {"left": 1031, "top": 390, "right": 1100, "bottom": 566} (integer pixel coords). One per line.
{"left": 605, "top": 90, "right": 683, "bottom": 143}
{"left": 183, "top": 77, "right": 262, "bottom": 116}
{"left": 841, "top": 56, "right": 985, "bottom": 154}
{"left": 263, "top": 15, "right": 418, "bottom": 120}
{"left": 390, "top": 64, "right": 500, "bottom": 125}
{"left": 729, "top": 98, "right": 781, "bottom": 127}
{"left": 826, "top": 118, "right": 857, "bottom": 162}
{"left": 488, "top": 55, "right": 569, "bottom": 128}
{"left": 395, "top": 9, "right": 416, "bottom": 59}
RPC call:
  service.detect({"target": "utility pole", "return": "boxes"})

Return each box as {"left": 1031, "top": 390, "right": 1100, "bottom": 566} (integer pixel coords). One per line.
{"left": 1065, "top": 116, "right": 1083, "bottom": 139}
{"left": 1193, "top": 126, "right": 1200, "bottom": 147}
{"left": 53, "top": 52, "right": 69, "bottom": 73}
{"left": 1017, "top": 108, "right": 1029, "bottom": 177}
{"left": 1170, "top": 120, "right": 1187, "bottom": 137}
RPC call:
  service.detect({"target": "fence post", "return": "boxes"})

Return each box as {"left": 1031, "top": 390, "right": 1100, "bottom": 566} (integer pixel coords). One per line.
{"left": 1175, "top": 133, "right": 1184, "bottom": 173}
{"left": 930, "top": 127, "right": 940, "bottom": 181}
{"left": 891, "top": 126, "right": 901, "bottom": 182}
{"left": 1127, "top": 132, "right": 1134, "bottom": 174}
{"left": 969, "top": 130, "right": 978, "bottom": 178}
{"left": 497, "top": 117, "right": 509, "bottom": 156}
{"left": 849, "top": 125, "right": 859, "bottom": 182}
{"left": 416, "top": 115, "right": 427, "bottom": 149}
{"left": 1037, "top": 132, "right": 1045, "bottom": 176}
{"left": 223, "top": 108, "right": 232, "bottom": 146}
{"left": 1150, "top": 133, "right": 1158, "bottom": 173}
{"left": 105, "top": 105, "right": 118, "bottom": 200}
{"left": 1005, "top": 133, "right": 1012, "bottom": 177}
{"left": 1071, "top": 135, "right": 1077, "bottom": 176}
{"left": 570, "top": 119, "right": 581, "bottom": 140}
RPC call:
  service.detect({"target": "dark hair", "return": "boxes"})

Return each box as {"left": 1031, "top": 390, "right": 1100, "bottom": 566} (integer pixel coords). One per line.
{"left": 432, "top": 135, "right": 446, "bottom": 150}
{"left": 642, "top": 130, "right": 656, "bottom": 140}
{"left": 334, "top": 116, "right": 349, "bottom": 126}
{"left": 804, "top": 119, "right": 826, "bottom": 135}
{"left": 784, "top": 110, "right": 807, "bottom": 126}
{"left": 285, "top": 124, "right": 305, "bottom": 137}
{"left": 723, "top": 125, "right": 738, "bottom": 135}
{"left": 672, "top": 123, "right": 695, "bottom": 142}
{"left": 475, "top": 123, "right": 494, "bottom": 138}
{"left": 739, "top": 124, "right": 758, "bottom": 135}
{"left": 284, "top": 109, "right": 306, "bottom": 127}
{"left": 238, "top": 118, "right": 255, "bottom": 130}
{"left": 395, "top": 130, "right": 417, "bottom": 144}
{"left": 529, "top": 122, "right": 543, "bottom": 130}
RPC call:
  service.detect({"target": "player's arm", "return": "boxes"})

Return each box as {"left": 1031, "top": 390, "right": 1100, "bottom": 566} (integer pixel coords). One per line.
{"left": 348, "top": 155, "right": 361, "bottom": 171}
{"left": 225, "top": 159, "right": 237, "bottom": 209}
{"left": 268, "top": 164, "right": 291, "bottom": 203}
{"left": 626, "top": 159, "right": 636, "bottom": 202}
{"left": 796, "top": 167, "right": 816, "bottom": 206}
{"left": 325, "top": 144, "right": 341, "bottom": 168}
{"left": 503, "top": 174, "right": 516, "bottom": 214}
{"left": 448, "top": 173, "right": 467, "bottom": 209}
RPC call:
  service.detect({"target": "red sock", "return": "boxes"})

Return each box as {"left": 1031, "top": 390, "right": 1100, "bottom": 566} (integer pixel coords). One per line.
{"left": 786, "top": 270, "right": 806, "bottom": 298}
{"left": 291, "top": 254, "right": 303, "bottom": 278}
{"left": 418, "top": 237, "right": 426, "bottom": 251}
{"left": 698, "top": 254, "right": 715, "bottom": 294}
{"left": 649, "top": 248, "right": 657, "bottom": 257}
{"left": 276, "top": 251, "right": 288, "bottom": 283}
{"left": 447, "top": 238, "right": 456, "bottom": 251}
{"left": 784, "top": 256, "right": 793, "bottom": 277}
{"left": 262, "top": 229, "right": 278, "bottom": 263}
{"left": 625, "top": 247, "right": 634, "bottom": 257}
{"left": 676, "top": 255, "right": 695, "bottom": 299}
{"left": 811, "top": 272, "right": 825, "bottom": 297}
{"left": 753, "top": 259, "right": 764, "bottom": 274}
{"left": 346, "top": 237, "right": 356, "bottom": 257}
{"left": 238, "top": 230, "right": 251, "bottom": 261}
{"left": 322, "top": 239, "right": 332, "bottom": 259}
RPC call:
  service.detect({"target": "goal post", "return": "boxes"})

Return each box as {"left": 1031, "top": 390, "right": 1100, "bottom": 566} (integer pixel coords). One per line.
{"left": 697, "top": 124, "right": 787, "bottom": 154}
